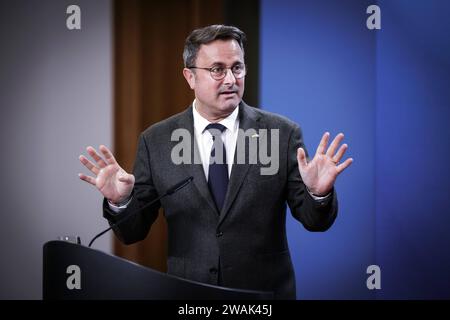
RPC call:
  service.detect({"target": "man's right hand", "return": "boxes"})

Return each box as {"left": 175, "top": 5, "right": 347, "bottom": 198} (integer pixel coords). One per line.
{"left": 78, "top": 145, "right": 135, "bottom": 205}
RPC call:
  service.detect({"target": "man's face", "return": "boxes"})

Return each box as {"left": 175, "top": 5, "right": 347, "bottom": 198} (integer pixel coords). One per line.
{"left": 183, "top": 39, "right": 245, "bottom": 118}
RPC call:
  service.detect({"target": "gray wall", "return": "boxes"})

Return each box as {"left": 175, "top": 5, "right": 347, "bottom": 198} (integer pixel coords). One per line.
{"left": 0, "top": 0, "right": 113, "bottom": 299}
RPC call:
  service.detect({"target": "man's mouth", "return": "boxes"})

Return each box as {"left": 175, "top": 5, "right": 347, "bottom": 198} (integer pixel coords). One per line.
{"left": 219, "top": 91, "right": 237, "bottom": 95}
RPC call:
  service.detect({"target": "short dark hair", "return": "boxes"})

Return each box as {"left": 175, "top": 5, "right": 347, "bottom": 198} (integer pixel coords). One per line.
{"left": 183, "top": 25, "right": 246, "bottom": 67}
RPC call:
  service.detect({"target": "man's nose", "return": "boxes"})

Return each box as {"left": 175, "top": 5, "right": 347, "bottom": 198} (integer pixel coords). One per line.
{"left": 222, "top": 68, "right": 236, "bottom": 86}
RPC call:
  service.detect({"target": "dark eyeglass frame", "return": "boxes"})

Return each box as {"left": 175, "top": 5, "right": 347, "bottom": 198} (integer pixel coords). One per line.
{"left": 187, "top": 64, "right": 247, "bottom": 80}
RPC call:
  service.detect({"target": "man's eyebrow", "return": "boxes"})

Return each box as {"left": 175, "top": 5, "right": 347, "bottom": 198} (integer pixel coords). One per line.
{"left": 210, "top": 61, "right": 244, "bottom": 67}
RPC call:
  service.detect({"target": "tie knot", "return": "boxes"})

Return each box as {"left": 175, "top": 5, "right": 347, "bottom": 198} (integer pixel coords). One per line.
{"left": 205, "top": 123, "right": 227, "bottom": 136}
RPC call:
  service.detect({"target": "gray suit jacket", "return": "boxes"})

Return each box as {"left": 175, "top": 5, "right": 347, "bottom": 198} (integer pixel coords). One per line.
{"left": 103, "top": 102, "right": 338, "bottom": 299}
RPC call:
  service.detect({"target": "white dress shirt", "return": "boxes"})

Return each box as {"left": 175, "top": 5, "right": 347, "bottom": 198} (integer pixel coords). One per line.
{"left": 192, "top": 99, "right": 239, "bottom": 180}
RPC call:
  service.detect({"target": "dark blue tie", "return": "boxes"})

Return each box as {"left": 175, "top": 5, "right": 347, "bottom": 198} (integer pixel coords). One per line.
{"left": 205, "top": 123, "right": 228, "bottom": 211}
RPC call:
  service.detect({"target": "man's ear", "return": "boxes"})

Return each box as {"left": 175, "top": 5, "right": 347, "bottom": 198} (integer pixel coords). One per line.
{"left": 183, "top": 68, "right": 195, "bottom": 90}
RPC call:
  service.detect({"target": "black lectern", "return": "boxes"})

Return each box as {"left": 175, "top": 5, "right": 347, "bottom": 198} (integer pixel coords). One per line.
{"left": 43, "top": 241, "right": 273, "bottom": 300}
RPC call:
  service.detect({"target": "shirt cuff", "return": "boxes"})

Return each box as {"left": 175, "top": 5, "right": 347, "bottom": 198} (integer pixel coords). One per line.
{"left": 305, "top": 186, "right": 331, "bottom": 201}
{"left": 107, "top": 196, "right": 133, "bottom": 213}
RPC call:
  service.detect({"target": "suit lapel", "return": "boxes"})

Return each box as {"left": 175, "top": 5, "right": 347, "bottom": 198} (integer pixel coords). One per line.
{"left": 219, "top": 102, "right": 261, "bottom": 225}
{"left": 176, "top": 106, "right": 219, "bottom": 215}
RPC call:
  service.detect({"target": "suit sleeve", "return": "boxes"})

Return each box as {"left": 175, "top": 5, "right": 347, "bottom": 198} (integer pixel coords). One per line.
{"left": 286, "top": 124, "right": 338, "bottom": 231}
{"left": 102, "top": 133, "right": 161, "bottom": 244}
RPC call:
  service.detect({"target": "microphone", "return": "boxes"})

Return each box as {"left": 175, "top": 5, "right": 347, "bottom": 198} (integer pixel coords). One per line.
{"left": 88, "top": 176, "right": 194, "bottom": 248}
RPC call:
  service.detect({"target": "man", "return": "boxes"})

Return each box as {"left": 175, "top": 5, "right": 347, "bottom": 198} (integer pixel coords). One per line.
{"left": 79, "top": 25, "right": 352, "bottom": 299}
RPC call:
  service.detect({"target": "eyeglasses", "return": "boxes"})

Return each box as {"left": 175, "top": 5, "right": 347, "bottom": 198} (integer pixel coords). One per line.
{"left": 188, "top": 64, "right": 246, "bottom": 81}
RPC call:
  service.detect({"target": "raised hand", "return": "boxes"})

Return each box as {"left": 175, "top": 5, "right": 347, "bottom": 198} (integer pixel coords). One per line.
{"left": 78, "top": 145, "right": 135, "bottom": 204}
{"left": 297, "top": 132, "right": 353, "bottom": 196}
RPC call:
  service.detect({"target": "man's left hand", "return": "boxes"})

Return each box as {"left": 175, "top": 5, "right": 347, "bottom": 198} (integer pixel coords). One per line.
{"left": 297, "top": 132, "right": 353, "bottom": 196}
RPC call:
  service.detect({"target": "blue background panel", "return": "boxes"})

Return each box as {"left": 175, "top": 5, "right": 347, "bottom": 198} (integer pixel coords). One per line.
{"left": 261, "top": 0, "right": 450, "bottom": 299}
{"left": 376, "top": 0, "right": 450, "bottom": 299}
{"left": 261, "top": 0, "right": 376, "bottom": 299}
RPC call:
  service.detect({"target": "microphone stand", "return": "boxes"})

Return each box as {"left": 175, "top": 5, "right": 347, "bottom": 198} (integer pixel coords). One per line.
{"left": 88, "top": 176, "right": 193, "bottom": 248}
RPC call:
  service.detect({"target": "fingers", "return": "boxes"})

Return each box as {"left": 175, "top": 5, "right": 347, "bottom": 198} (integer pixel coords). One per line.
{"left": 79, "top": 145, "right": 115, "bottom": 184}
{"left": 337, "top": 158, "right": 353, "bottom": 174}
{"left": 79, "top": 155, "right": 100, "bottom": 175}
{"left": 99, "top": 145, "right": 117, "bottom": 165}
{"left": 86, "top": 146, "right": 107, "bottom": 168}
{"left": 78, "top": 173, "right": 96, "bottom": 186}
{"left": 297, "top": 148, "right": 308, "bottom": 170}
{"left": 315, "top": 132, "right": 330, "bottom": 156}
{"left": 326, "top": 133, "right": 344, "bottom": 158}
{"left": 332, "top": 143, "right": 348, "bottom": 164}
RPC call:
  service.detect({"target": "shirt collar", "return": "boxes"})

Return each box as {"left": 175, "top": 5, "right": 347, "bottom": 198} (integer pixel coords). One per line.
{"left": 192, "top": 99, "right": 239, "bottom": 135}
